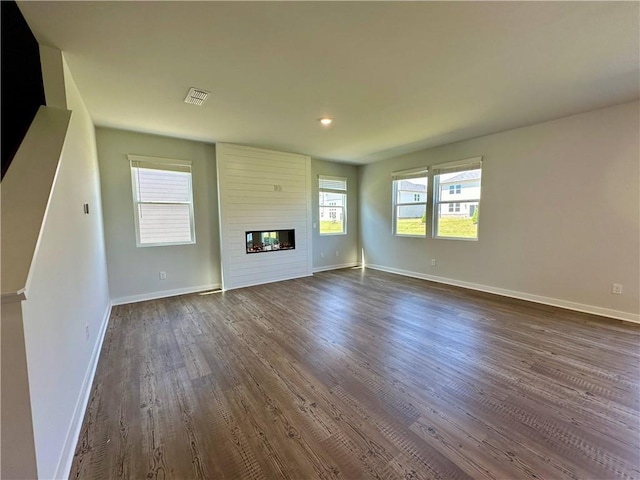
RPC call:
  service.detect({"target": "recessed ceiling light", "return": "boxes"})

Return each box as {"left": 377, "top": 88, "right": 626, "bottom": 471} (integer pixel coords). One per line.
{"left": 319, "top": 117, "right": 333, "bottom": 126}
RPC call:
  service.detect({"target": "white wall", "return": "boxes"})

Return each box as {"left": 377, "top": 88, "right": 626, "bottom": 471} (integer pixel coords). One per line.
{"left": 20, "top": 56, "right": 111, "bottom": 479}
{"left": 216, "top": 144, "right": 312, "bottom": 289}
{"left": 96, "top": 128, "right": 221, "bottom": 303}
{"left": 360, "top": 101, "right": 640, "bottom": 321}
{"left": 311, "top": 158, "right": 360, "bottom": 271}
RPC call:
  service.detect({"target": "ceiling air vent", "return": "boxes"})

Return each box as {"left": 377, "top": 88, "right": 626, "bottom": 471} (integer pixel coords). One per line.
{"left": 184, "top": 87, "right": 210, "bottom": 106}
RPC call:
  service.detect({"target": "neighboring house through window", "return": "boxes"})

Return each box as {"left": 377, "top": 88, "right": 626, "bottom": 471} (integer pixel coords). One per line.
{"left": 392, "top": 167, "right": 428, "bottom": 237}
{"left": 129, "top": 155, "right": 196, "bottom": 247}
{"left": 319, "top": 176, "right": 347, "bottom": 235}
{"left": 433, "top": 157, "right": 482, "bottom": 240}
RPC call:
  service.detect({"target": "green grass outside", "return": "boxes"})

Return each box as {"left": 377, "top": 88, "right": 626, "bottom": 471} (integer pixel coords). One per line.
{"left": 320, "top": 220, "right": 344, "bottom": 234}
{"left": 396, "top": 217, "right": 477, "bottom": 238}
{"left": 320, "top": 217, "right": 477, "bottom": 237}
{"left": 437, "top": 217, "right": 477, "bottom": 238}
{"left": 395, "top": 218, "right": 426, "bottom": 236}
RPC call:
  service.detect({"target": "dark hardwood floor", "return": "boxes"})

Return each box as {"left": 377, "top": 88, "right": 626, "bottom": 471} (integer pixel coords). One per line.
{"left": 71, "top": 268, "right": 640, "bottom": 480}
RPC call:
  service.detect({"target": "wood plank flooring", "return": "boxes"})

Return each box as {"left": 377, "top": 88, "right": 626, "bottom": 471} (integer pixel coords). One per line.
{"left": 70, "top": 268, "right": 640, "bottom": 479}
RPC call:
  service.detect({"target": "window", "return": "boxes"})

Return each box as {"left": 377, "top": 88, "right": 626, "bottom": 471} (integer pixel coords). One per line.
{"left": 392, "top": 167, "right": 428, "bottom": 236}
{"left": 319, "top": 176, "right": 347, "bottom": 235}
{"left": 129, "top": 155, "right": 195, "bottom": 247}
{"left": 433, "top": 157, "right": 482, "bottom": 240}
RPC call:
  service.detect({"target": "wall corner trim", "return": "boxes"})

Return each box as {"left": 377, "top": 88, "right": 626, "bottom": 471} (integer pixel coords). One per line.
{"left": 1, "top": 289, "right": 27, "bottom": 303}
{"left": 365, "top": 264, "right": 640, "bottom": 325}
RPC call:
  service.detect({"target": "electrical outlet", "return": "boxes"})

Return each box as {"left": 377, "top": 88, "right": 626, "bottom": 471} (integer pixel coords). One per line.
{"left": 85, "top": 324, "right": 90, "bottom": 340}
{"left": 612, "top": 283, "right": 623, "bottom": 295}
{"left": 431, "top": 259, "right": 437, "bottom": 266}
{"left": 335, "top": 251, "right": 339, "bottom": 257}
{"left": 320, "top": 252, "right": 324, "bottom": 258}
{"left": 160, "top": 271, "right": 167, "bottom": 280}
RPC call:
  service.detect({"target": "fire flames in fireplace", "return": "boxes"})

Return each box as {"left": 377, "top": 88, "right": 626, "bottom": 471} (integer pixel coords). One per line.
{"left": 246, "top": 229, "right": 295, "bottom": 254}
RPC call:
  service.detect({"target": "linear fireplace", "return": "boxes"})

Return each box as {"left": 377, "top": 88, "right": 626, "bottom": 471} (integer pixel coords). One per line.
{"left": 246, "top": 229, "right": 295, "bottom": 254}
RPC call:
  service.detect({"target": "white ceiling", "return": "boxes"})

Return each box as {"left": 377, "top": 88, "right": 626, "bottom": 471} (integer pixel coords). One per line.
{"left": 19, "top": 1, "right": 640, "bottom": 164}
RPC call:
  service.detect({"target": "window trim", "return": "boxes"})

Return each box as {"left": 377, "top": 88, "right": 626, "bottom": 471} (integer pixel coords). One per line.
{"left": 392, "top": 167, "right": 428, "bottom": 237}
{"left": 318, "top": 175, "right": 347, "bottom": 236}
{"left": 432, "top": 157, "right": 482, "bottom": 241}
{"left": 128, "top": 154, "right": 196, "bottom": 248}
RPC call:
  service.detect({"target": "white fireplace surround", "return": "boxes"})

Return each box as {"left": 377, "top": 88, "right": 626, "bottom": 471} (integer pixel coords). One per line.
{"left": 216, "top": 144, "right": 313, "bottom": 290}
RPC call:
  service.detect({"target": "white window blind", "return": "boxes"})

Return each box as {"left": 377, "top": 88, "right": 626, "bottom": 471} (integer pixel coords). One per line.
{"left": 129, "top": 155, "right": 196, "bottom": 247}
{"left": 391, "top": 167, "right": 428, "bottom": 181}
{"left": 431, "top": 157, "right": 482, "bottom": 176}
{"left": 319, "top": 176, "right": 347, "bottom": 192}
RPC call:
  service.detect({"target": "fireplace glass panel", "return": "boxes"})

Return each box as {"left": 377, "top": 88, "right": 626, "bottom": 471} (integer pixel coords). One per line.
{"left": 246, "top": 229, "right": 295, "bottom": 254}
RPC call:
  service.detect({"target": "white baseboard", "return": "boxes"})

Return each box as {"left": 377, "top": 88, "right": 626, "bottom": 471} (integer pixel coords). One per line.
{"left": 313, "top": 262, "right": 360, "bottom": 273}
{"left": 112, "top": 283, "right": 222, "bottom": 306}
{"left": 222, "top": 274, "right": 312, "bottom": 291}
{"left": 54, "top": 301, "right": 112, "bottom": 480}
{"left": 366, "top": 264, "right": 640, "bottom": 324}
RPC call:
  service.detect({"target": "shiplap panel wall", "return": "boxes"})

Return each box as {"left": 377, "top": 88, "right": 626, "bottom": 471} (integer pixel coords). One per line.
{"left": 216, "top": 144, "right": 312, "bottom": 290}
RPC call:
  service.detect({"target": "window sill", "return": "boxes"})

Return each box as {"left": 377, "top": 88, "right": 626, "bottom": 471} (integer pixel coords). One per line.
{"left": 433, "top": 236, "right": 478, "bottom": 241}
{"left": 136, "top": 240, "right": 196, "bottom": 248}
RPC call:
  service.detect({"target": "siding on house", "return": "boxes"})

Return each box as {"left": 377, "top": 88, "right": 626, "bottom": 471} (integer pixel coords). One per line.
{"left": 439, "top": 170, "right": 481, "bottom": 217}
{"left": 397, "top": 180, "right": 427, "bottom": 218}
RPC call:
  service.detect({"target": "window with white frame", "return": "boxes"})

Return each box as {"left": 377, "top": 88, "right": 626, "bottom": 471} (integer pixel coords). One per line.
{"left": 433, "top": 157, "right": 482, "bottom": 240}
{"left": 319, "top": 176, "right": 347, "bottom": 235}
{"left": 129, "top": 155, "right": 196, "bottom": 247}
{"left": 392, "top": 167, "right": 428, "bottom": 237}
{"left": 449, "top": 184, "right": 462, "bottom": 194}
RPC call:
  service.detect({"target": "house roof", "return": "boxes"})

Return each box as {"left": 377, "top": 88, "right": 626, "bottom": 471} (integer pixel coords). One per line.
{"left": 398, "top": 180, "right": 426, "bottom": 192}
{"left": 440, "top": 170, "right": 481, "bottom": 184}
{"left": 18, "top": 2, "right": 640, "bottom": 164}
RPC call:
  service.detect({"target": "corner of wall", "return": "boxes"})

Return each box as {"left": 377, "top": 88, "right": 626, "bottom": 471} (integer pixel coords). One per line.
{"left": 39, "top": 45, "right": 67, "bottom": 109}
